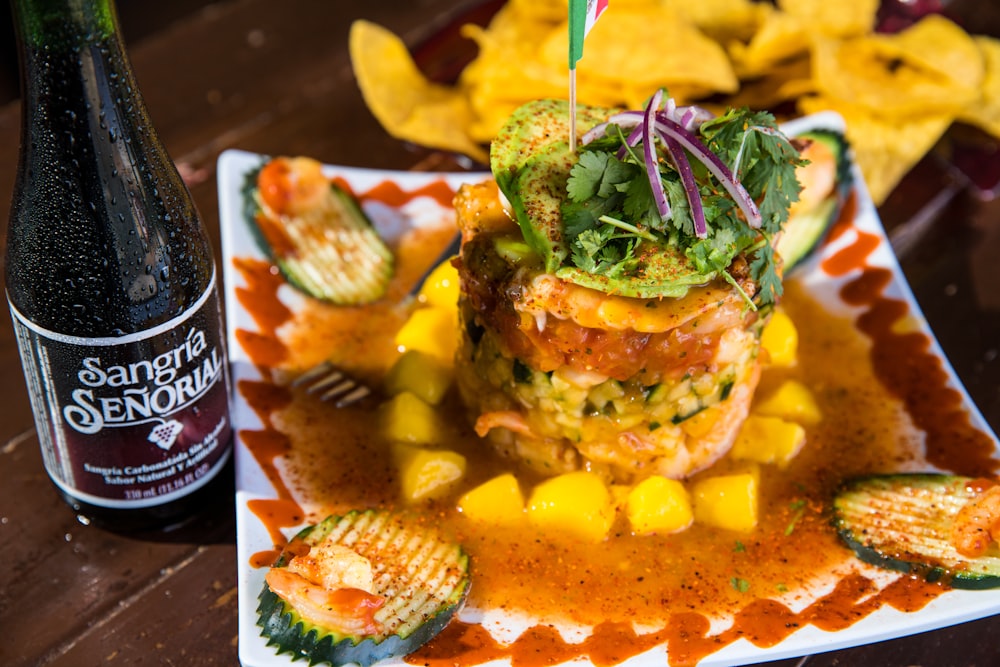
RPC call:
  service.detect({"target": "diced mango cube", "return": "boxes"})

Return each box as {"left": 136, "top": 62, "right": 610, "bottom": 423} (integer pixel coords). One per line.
{"left": 626, "top": 476, "right": 693, "bottom": 535}
{"left": 378, "top": 391, "right": 442, "bottom": 445}
{"left": 393, "top": 443, "right": 466, "bottom": 502}
{"left": 731, "top": 414, "right": 806, "bottom": 467}
{"left": 418, "top": 259, "right": 460, "bottom": 309}
{"left": 384, "top": 350, "right": 453, "bottom": 405}
{"left": 457, "top": 473, "right": 525, "bottom": 524}
{"left": 527, "top": 471, "right": 613, "bottom": 542}
{"left": 394, "top": 307, "right": 458, "bottom": 363}
{"left": 753, "top": 379, "right": 822, "bottom": 425}
{"left": 760, "top": 307, "right": 798, "bottom": 366}
{"left": 692, "top": 472, "right": 758, "bottom": 532}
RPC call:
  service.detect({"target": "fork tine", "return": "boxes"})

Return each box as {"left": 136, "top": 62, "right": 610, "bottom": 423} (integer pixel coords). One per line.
{"left": 332, "top": 384, "right": 372, "bottom": 408}
{"left": 291, "top": 360, "right": 336, "bottom": 388}
{"left": 307, "top": 370, "right": 347, "bottom": 393}
{"left": 317, "top": 377, "right": 354, "bottom": 399}
{"left": 291, "top": 360, "right": 372, "bottom": 406}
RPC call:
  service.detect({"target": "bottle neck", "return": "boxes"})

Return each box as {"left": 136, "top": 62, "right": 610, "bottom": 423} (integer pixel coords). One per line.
{"left": 12, "top": 0, "right": 117, "bottom": 49}
{"left": 7, "top": 0, "right": 209, "bottom": 333}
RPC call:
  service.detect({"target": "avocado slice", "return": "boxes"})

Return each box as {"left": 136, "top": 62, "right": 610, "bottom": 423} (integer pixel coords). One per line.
{"left": 490, "top": 99, "right": 725, "bottom": 299}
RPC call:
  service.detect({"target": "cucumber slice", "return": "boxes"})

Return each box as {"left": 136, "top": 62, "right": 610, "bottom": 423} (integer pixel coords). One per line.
{"left": 258, "top": 510, "right": 471, "bottom": 665}
{"left": 778, "top": 128, "right": 853, "bottom": 273}
{"left": 249, "top": 157, "right": 394, "bottom": 305}
{"left": 832, "top": 473, "right": 1000, "bottom": 589}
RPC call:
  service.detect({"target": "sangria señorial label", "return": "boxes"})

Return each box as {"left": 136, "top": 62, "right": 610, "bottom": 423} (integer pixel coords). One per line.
{"left": 8, "top": 283, "right": 233, "bottom": 508}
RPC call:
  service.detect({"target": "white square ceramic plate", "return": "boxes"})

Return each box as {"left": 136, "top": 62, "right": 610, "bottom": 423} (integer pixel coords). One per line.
{"left": 218, "top": 112, "right": 1000, "bottom": 667}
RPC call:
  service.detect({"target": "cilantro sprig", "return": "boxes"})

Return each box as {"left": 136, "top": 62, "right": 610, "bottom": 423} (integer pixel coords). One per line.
{"left": 563, "top": 96, "right": 803, "bottom": 306}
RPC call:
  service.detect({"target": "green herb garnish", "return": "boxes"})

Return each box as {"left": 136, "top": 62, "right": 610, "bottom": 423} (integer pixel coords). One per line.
{"left": 563, "top": 99, "right": 803, "bottom": 306}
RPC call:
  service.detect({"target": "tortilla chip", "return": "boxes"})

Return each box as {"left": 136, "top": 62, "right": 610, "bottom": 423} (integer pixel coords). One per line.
{"left": 667, "top": 0, "right": 766, "bottom": 44}
{"left": 727, "top": 57, "right": 815, "bottom": 109}
{"left": 457, "top": 7, "right": 568, "bottom": 141}
{"left": 811, "top": 16, "right": 983, "bottom": 117}
{"left": 504, "top": 0, "right": 568, "bottom": 22}
{"left": 539, "top": 7, "right": 738, "bottom": 94}
{"left": 349, "top": 20, "right": 488, "bottom": 163}
{"left": 777, "top": 0, "right": 878, "bottom": 37}
{"left": 959, "top": 36, "right": 1000, "bottom": 138}
{"left": 799, "top": 94, "right": 952, "bottom": 205}
{"left": 729, "top": 7, "right": 810, "bottom": 78}
{"left": 878, "top": 14, "right": 983, "bottom": 91}
{"left": 346, "top": 0, "right": 998, "bottom": 208}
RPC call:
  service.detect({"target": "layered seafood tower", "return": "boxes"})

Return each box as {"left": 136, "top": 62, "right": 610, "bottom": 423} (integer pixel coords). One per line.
{"left": 454, "top": 96, "right": 814, "bottom": 482}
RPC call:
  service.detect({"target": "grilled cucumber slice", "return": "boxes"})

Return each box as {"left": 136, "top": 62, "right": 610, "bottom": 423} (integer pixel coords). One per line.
{"left": 250, "top": 156, "right": 394, "bottom": 305}
{"left": 258, "top": 509, "right": 471, "bottom": 666}
{"left": 778, "top": 128, "right": 853, "bottom": 273}
{"left": 832, "top": 473, "right": 1000, "bottom": 589}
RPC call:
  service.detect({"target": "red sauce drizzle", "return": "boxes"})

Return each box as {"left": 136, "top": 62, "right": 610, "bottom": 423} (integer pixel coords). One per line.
{"left": 411, "top": 575, "right": 941, "bottom": 667}
{"left": 233, "top": 256, "right": 291, "bottom": 334}
{"left": 819, "top": 206, "right": 998, "bottom": 476}
{"left": 333, "top": 175, "right": 457, "bottom": 208}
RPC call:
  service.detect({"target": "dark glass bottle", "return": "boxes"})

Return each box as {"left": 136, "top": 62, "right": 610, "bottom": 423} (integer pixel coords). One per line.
{"left": 6, "top": 0, "right": 233, "bottom": 530}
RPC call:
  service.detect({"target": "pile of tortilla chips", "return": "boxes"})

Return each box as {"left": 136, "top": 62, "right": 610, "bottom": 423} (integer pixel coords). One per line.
{"left": 350, "top": 0, "right": 1000, "bottom": 205}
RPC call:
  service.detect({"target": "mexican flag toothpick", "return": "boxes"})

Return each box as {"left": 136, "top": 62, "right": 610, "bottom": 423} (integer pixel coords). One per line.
{"left": 568, "top": 0, "right": 608, "bottom": 149}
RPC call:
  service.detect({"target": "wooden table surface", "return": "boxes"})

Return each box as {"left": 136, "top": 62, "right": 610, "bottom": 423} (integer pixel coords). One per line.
{"left": 2, "top": 1, "right": 1000, "bottom": 665}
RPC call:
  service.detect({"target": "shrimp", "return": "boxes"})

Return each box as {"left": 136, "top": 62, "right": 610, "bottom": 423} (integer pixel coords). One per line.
{"left": 789, "top": 137, "right": 838, "bottom": 217}
{"left": 515, "top": 272, "right": 745, "bottom": 334}
{"left": 266, "top": 541, "right": 386, "bottom": 635}
{"left": 475, "top": 410, "right": 535, "bottom": 438}
{"left": 950, "top": 484, "right": 1000, "bottom": 558}
{"left": 287, "top": 542, "right": 376, "bottom": 593}
{"left": 256, "top": 156, "right": 331, "bottom": 218}
{"left": 453, "top": 181, "right": 518, "bottom": 241}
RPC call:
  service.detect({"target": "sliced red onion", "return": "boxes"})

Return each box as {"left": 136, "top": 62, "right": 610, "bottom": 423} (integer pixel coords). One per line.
{"left": 643, "top": 90, "right": 670, "bottom": 220}
{"left": 616, "top": 125, "right": 642, "bottom": 160}
{"left": 663, "top": 96, "right": 677, "bottom": 121}
{"left": 578, "top": 102, "right": 761, "bottom": 231}
{"left": 655, "top": 114, "right": 762, "bottom": 228}
{"left": 662, "top": 135, "right": 707, "bottom": 238}
{"left": 676, "top": 105, "right": 714, "bottom": 131}
{"left": 580, "top": 111, "right": 642, "bottom": 144}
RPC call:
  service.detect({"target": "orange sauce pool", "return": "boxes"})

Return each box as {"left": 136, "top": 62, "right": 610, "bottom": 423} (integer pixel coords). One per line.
{"left": 234, "top": 182, "right": 998, "bottom": 666}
